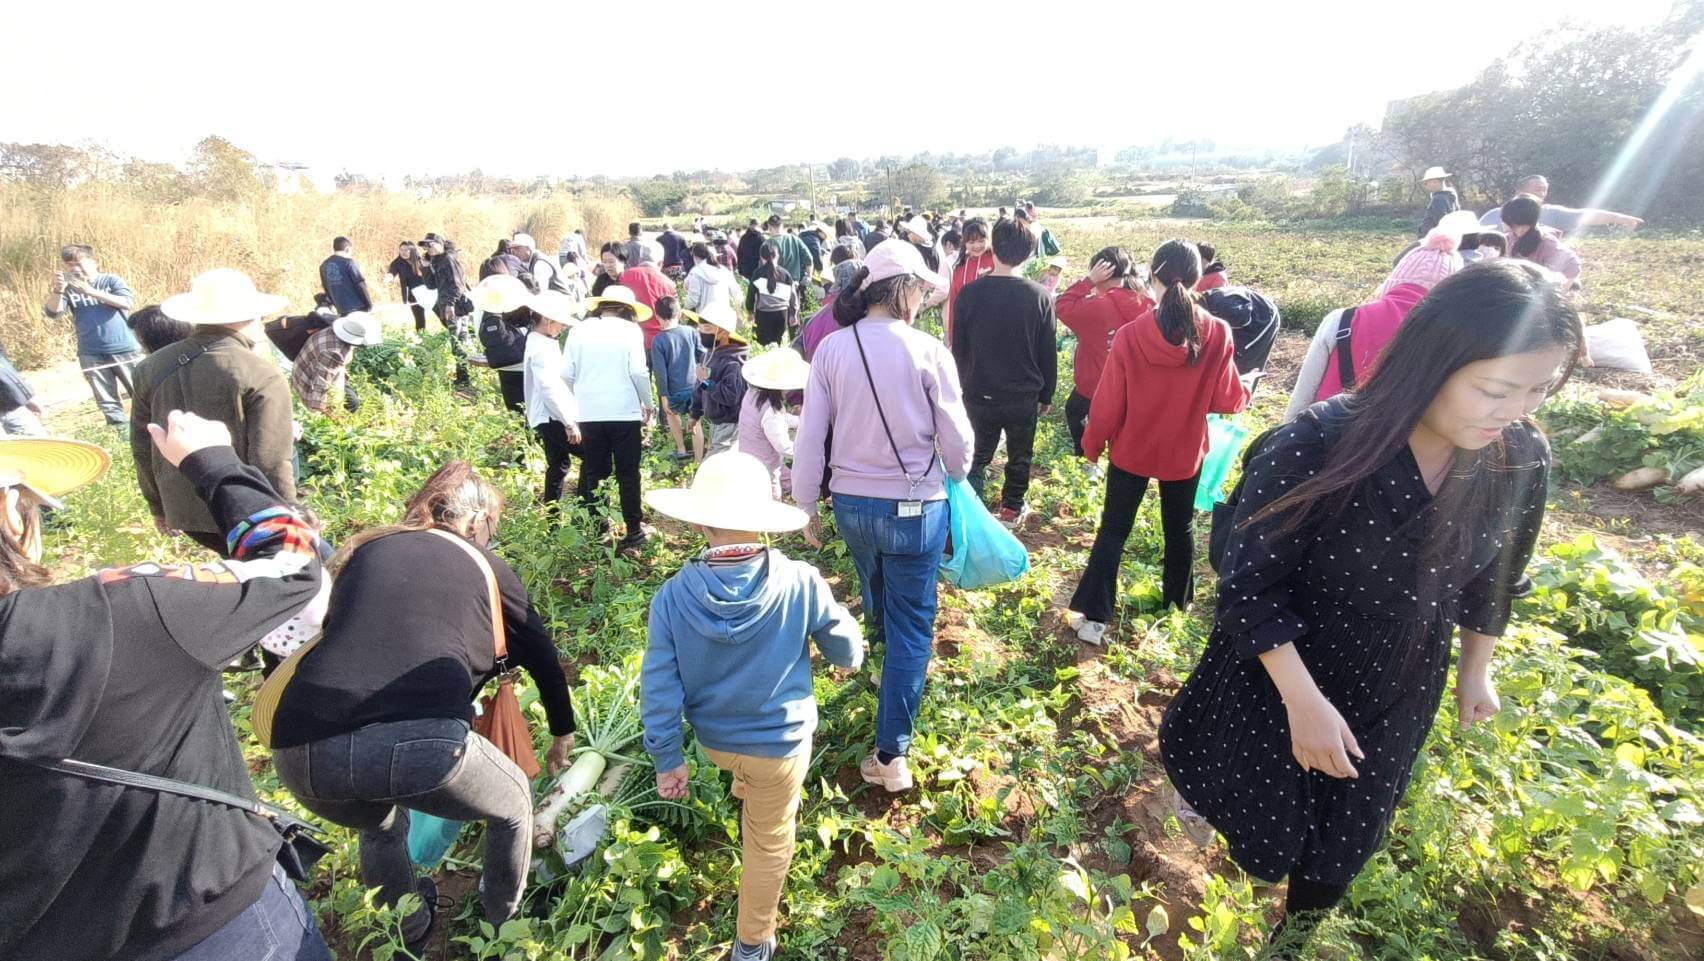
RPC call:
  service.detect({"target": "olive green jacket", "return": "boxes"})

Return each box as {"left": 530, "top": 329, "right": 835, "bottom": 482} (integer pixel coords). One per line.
{"left": 129, "top": 326, "right": 296, "bottom": 535}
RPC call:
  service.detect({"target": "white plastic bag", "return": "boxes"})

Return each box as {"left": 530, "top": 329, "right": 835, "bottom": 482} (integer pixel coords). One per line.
{"left": 1583, "top": 318, "right": 1652, "bottom": 375}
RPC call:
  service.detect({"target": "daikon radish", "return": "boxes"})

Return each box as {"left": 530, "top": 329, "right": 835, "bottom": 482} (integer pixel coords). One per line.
{"left": 1596, "top": 388, "right": 1652, "bottom": 409}
{"left": 533, "top": 751, "right": 607, "bottom": 847}
{"left": 1677, "top": 465, "right": 1704, "bottom": 495}
{"left": 1613, "top": 466, "right": 1669, "bottom": 490}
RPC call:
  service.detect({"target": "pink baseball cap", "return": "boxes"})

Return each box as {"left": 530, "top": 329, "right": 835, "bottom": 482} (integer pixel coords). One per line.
{"left": 862, "top": 238, "right": 947, "bottom": 290}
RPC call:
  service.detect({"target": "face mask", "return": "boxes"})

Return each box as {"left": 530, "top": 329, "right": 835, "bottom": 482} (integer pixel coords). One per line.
{"left": 700, "top": 331, "right": 717, "bottom": 352}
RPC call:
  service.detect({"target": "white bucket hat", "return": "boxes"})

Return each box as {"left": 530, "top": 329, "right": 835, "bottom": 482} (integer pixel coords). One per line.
{"left": 162, "top": 269, "right": 289, "bottom": 325}
{"left": 1421, "top": 166, "right": 1452, "bottom": 181}
{"left": 645, "top": 451, "right": 808, "bottom": 533}
{"left": 529, "top": 290, "right": 582, "bottom": 325}
{"left": 742, "top": 348, "right": 810, "bottom": 391}
{"left": 331, "top": 311, "right": 384, "bottom": 346}
{"left": 510, "top": 232, "right": 537, "bottom": 250}
{"left": 863, "top": 238, "right": 947, "bottom": 290}
{"left": 470, "top": 274, "right": 531, "bottom": 314}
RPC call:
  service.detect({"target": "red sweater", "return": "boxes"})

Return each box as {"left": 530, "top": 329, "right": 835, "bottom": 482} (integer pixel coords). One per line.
{"left": 1055, "top": 281, "right": 1149, "bottom": 397}
{"left": 619, "top": 264, "right": 678, "bottom": 351}
{"left": 1082, "top": 305, "right": 1249, "bottom": 481}
{"left": 942, "top": 250, "right": 995, "bottom": 342}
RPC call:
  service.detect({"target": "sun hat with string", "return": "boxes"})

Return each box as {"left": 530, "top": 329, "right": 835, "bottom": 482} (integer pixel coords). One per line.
{"left": 161, "top": 269, "right": 289, "bottom": 326}
{"left": 645, "top": 451, "right": 808, "bottom": 533}
{"left": 683, "top": 300, "right": 747, "bottom": 345}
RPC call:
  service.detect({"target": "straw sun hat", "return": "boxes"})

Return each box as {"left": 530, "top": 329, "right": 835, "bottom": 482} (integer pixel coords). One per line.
{"left": 0, "top": 438, "right": 112, "bottom": 509}
{"left": 469, "top": 274, "right": 533, "bottom": 314}
{"left": 162, "top": 269, "right": 288, "bottom": 325}
{"left": 742, "top": 348, "right": 810, "bottom": 391}
{"left": 645, "top": 451, "right": 808, "bottom": 533}
{"left": 582, "top": 285, "right": 654, "bottom": 323}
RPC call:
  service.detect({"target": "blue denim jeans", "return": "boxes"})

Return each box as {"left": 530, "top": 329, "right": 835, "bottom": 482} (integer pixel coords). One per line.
{"left": 170, "top": 862, "right": 332, "bottom": 960}
{"left": 832, "top": 493, "right": 948, "bottom": 757}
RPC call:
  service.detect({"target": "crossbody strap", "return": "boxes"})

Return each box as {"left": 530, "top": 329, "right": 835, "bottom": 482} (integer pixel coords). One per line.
{"left": 850, "top": 322, "right": 937, "bottom": 496}
{"left": 1333, "top": 307, "right": 1358, "bottom": 390}
{"left": 145, "top": 341, "right": 217, "bottom": 397}
{"left": 33, "top": 757, "right": 279, "bottom": 822}
{"left": 425, "top": 528, "right": 507, "bottom": 660}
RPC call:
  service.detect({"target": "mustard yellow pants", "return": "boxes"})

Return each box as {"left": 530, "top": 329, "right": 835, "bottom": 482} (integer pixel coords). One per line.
{"left": 702, "top": 741, "right": 811, "bottom": 945}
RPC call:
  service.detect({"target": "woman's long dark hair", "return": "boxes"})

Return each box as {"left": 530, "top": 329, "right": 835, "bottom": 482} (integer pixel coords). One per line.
{"left": 690, "top": 241, "right": 713, "bottom": 265}
{"left": 1501, "top": 195, "right": 1544, "bottom": 259}
{"left": 1090, "top": 246, "right": 1144, "bottom": 291}
{"left": 756, "top": 240, "right": 787, "bottom": 290}
{"left": 1251, "top": 260, "right": 1582, "bottom": 563}
{"left": 831, "top": 266, "right": 919, "bottom": 327}
{"left": 757, "top": 387, "right": 787, "bottom": 411}
{"left": 1150, "top": 239, "right": 1203, "bottom": 365}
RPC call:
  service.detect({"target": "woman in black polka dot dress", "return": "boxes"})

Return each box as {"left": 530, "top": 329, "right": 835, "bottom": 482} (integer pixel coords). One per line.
{"left": 1159, "top": 262, "right": 1583, "bottom": 946}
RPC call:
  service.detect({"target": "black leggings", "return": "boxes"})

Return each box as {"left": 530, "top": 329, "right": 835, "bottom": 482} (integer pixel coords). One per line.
{"left": 1068, "top": 465, "right": 1199, "bottom": 622}
{"left": 576, "top": 420, "right": 644, "bottom": 534}
{"left": 754, "top": 308, "right": 789, "bottom": 346}
{"left": 1065, "top": 390, "right": 1092, "bottom": 458}
{"left": 535, "top": 420, "right": 578, "bottom": 505}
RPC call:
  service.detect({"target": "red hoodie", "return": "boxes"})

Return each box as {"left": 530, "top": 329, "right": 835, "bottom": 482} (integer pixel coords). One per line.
{"left": 1055, "top": 281, "right": 1149, "bottom": 397}
{"left": 1082, "top": 304, "right": 1249, "bottom": 481}
{"left": 942, "top": 250, "right": 996, "bottom": 342}
{"left": 619, "top": 263, "right": 678, "bottom": 350}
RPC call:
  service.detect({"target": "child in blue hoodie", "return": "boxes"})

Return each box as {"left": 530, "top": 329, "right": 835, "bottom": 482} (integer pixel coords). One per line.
{"left": 641, "top": 451, "right": 862, "bottom": 961}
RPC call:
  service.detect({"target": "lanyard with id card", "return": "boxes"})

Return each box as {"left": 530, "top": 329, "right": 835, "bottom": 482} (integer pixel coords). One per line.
{"left": 851, "top": 322, "right": 938, "bottom": 515}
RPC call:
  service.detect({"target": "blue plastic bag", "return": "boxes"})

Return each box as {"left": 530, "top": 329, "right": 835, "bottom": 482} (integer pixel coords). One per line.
{"left": 939, "top": 478, "right": 1031, "bottom": 589}
{"left": 407, "top": 811, "right": 466, "bottom": 869}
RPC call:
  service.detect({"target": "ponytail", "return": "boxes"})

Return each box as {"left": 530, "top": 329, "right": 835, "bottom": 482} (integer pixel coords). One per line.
{"left": 1150, "top": 239, "right": 1204, "bottom": 366}
{"left": 1501, "top": 195, "right": 1545, "bottom": 260}
{"left": 832, "top": 266, "right": 874, "bottom": 326}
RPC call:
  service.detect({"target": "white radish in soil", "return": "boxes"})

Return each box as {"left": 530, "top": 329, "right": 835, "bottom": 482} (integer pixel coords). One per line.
{"left": 1613, "top": 466, "right": 1670, "bottom": 490}
{"left": 530, "top": 656, "right": 647, "bottom": 848}
{"left": 1678, "top": 465, "right": 1704, "bottom": 495}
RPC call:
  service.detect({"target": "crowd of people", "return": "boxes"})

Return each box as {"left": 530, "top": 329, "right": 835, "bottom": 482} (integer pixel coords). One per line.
{"left": 0, "top": 171, "right": 1612, "bottom": 961}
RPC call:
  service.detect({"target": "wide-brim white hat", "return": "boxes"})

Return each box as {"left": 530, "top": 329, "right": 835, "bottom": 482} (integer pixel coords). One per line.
{"left": 743, "top": 347, "right": 810, "bottom": 391}
{"left": 470, "top": 274, "right": 532, "bottom": 314}
{"left": 162, "top": 269, "right": 289, "bottom": 325}
{"left": 529, "top": 290, "right": 582, "bottom": 325}
{"left": 332, "top": 311, "right": 384, "bottom": 346}
{"left": 1421, "top": 166, "right": 1452, "bottom": 181}
{"left": 645, "top": 451, "right": 808, "bottom": 533}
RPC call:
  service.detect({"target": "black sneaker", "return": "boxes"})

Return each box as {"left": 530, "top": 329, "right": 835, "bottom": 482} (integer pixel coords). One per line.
{"left": 617, "top": 529, "right": 649, "bottom": 551}
{"left": 403, "top": 876, "right": 440, "bottom": 958}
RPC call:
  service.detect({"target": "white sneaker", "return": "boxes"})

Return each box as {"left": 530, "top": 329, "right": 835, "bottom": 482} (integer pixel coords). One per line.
{"left": 1076, "top": 619, "right": 1108, "bottom": 645}
{"left": 860, "top": 753, "right": 914, "bottom": 792}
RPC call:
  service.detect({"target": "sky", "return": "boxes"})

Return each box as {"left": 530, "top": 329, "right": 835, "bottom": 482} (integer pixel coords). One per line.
{"left": 0, "top": 0, "right": 1680, "bottom": 179}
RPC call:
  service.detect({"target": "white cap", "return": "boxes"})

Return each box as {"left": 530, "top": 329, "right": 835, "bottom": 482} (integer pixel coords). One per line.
{"left": 862, "top": 238, "right": 947, "bottom": 290}
{"left": 510, "top": 232, "right": 537, "bottom": 249}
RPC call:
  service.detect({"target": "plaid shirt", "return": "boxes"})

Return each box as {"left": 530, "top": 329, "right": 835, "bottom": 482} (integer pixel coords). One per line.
{"left": 290, "top": 327, "right": 354, "bottom": 412}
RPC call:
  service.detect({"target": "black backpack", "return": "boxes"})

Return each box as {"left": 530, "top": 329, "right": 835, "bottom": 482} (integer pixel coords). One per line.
{"left": 478, "top": 310, "right": 529, "bottom": 368}
{"left": 1201, "top": 286, "right": 1281, "bottom": 375}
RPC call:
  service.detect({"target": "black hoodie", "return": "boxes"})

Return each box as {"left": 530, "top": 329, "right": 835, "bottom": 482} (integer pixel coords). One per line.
{"left": 0, "top": 449, "right": 324, "bottom": 961}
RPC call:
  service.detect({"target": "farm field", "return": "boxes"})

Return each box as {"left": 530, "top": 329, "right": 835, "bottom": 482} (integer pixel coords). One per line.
{"left": 36, "top": 218, "right": 1704, "bottom": 961}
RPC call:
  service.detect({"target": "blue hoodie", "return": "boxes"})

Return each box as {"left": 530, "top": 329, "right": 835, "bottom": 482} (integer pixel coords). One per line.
{"left": 642, "top": 549, "right": 863, "bottom": 772}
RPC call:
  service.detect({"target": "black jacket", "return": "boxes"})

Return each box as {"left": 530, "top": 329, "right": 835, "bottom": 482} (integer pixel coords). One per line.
{"left": 692, "top": 343, "right": 749, "bottom": 423}
{"left": 949, "top": 274, "right": 1058, "bottom": 407}
{"left": 736, "top": 229, "right": 764, "bottom": 279}
{"left": 478, "top": 310, "right": 530, "bottom": 368}
{"left": 0, "top": 449, "right": 324, "bottom": 961}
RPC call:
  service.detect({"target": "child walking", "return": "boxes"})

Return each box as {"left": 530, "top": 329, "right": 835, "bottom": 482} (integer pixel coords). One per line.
{"left": 650, "top": 296, "right": 705, "bottom": 462}
{"left": 641, "top": 452, "right": 864, "bottom": 961}
{"left": 737, "top": 348, "right": 811, "bottom": 499}
{"left": 690, "top": 301, "right": 750, "bottom": 458}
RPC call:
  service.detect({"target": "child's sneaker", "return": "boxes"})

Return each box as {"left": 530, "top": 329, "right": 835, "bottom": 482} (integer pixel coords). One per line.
{"left": 860, "top": 753, "right": 914, "bottom": 792}
{"left": 1068, "top": 612, "right": 1107, "bottom": 646}
{"left": 997, "top": 504, "right": 1029, "bottom": 530}
{"left": 729, "top": 937, "right": 776, "bottom": 961}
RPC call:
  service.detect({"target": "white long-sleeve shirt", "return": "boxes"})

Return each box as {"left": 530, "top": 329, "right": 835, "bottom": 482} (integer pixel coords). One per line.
{"left": 524, "top": 330, "right": 578, "bottom": 429}
{"left": 562, "top": 314, "right": 651, "bottom": 423}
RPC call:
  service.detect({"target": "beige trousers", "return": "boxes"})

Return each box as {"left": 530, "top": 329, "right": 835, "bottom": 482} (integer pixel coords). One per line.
{"left": 702, "top": 741, "right": 811, "bottom": 944}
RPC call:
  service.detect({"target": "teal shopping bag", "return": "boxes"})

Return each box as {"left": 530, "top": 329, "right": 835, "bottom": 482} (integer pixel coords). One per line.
{"left": 407, "top": 811, "right": 466, "bottom": 869}
{"left": 940, "top": 478, "right": 1031, "bottom": 590}
{"left": 1194, "top": 415, "right": 1252, "bottom": 512}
